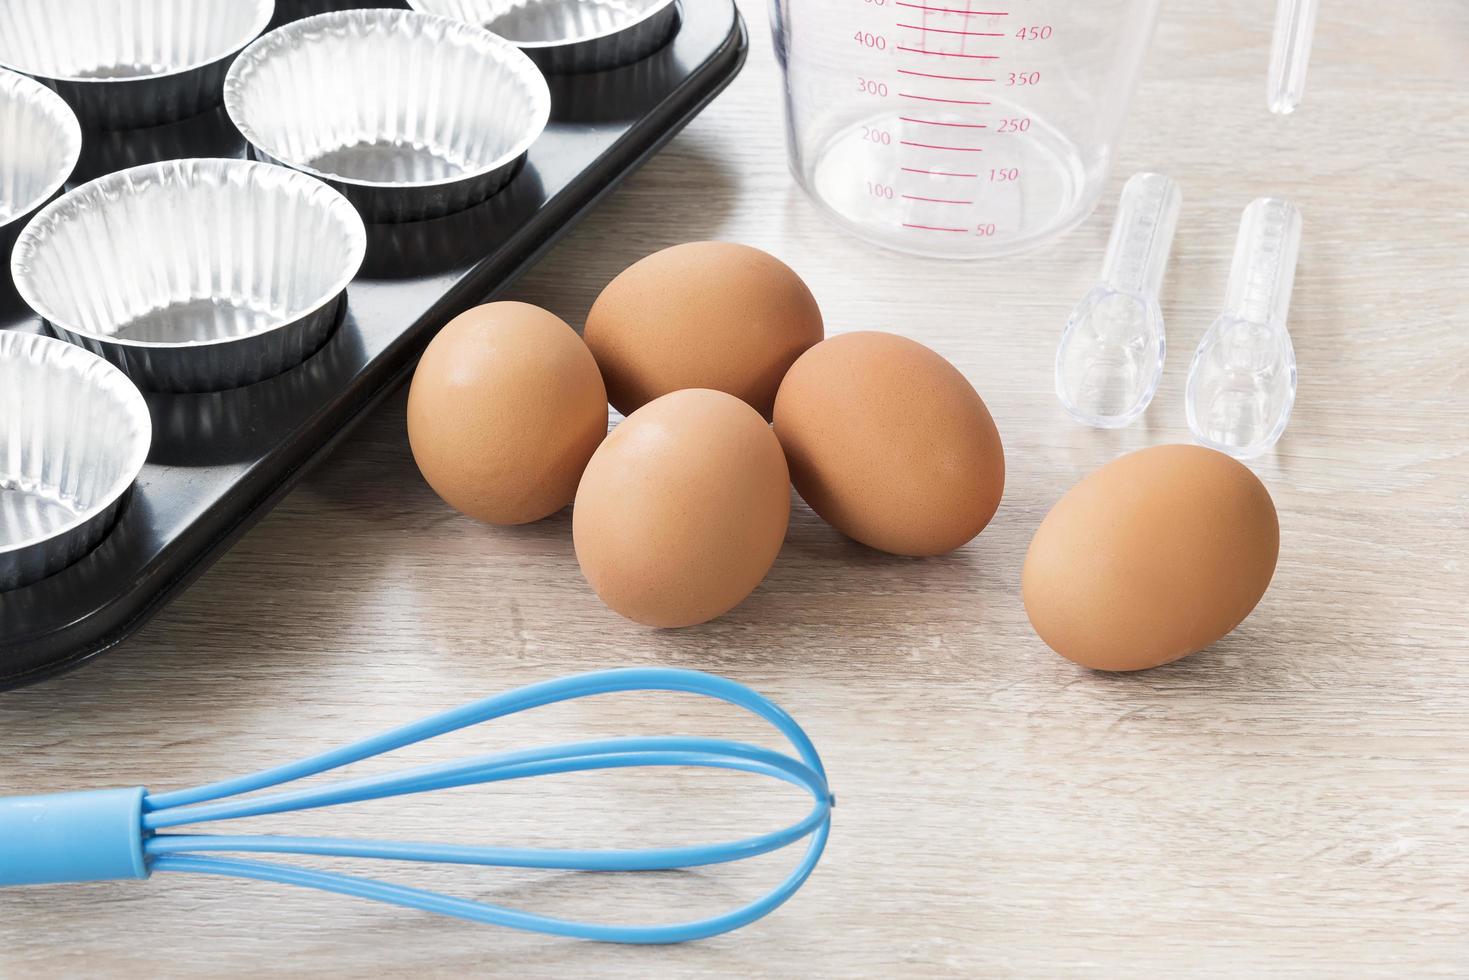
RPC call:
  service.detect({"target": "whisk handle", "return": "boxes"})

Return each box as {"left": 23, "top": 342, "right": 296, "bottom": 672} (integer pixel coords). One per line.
{"left": 0, "top": 787, "right": 148, "bottom": 886}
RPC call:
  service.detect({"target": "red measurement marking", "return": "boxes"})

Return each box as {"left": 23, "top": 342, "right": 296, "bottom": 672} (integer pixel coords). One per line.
{"left": 901, "top": 167, "right": 980, "bottom": 177}
{"left": 897, "top": 24, "right": 1006, "bottom": 37}
{"left": 901, "top": 194, "right": 975, "bottom": 204}
{"left": 898, "top": 69, "right": 996, "bottom": 82}
{"left": 903, "top": 223, "right": 970, "bottom": 232}
{"left": 896, "top": 46, "right": 999, "bottom": 59}
{"left": 900, "top": 117, "right": 988, "bottom": 129}
{"left": 900, "top": 93, "right": 993, "bottom": 105}
{"left": 901, "top": 140, "right": 984, "bottom": 151}
{"left": 895, "top": 2, "right": 1010, "bottom": 13}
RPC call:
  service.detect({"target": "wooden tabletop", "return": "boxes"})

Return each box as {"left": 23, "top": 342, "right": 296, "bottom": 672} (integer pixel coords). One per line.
{"left": 4, "top": 1, "right": 1467, "bottom": 975}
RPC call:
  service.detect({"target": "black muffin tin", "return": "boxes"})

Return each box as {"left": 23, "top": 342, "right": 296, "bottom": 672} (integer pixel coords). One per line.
{"left": 0, "top": 0, "right": 747, "bottom": 690}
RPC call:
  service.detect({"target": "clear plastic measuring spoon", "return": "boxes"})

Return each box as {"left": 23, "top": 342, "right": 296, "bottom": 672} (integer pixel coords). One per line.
{"left": 1055, "top": 172, "right": 1181, "bottom": 428}
{"left": 1185, "top": 198, "right": 1301, "bottom": 459}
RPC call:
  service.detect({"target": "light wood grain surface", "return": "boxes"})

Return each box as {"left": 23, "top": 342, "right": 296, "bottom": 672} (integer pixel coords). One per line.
{"left": 4, "top": 1, "right": 1468, "bottom": 976}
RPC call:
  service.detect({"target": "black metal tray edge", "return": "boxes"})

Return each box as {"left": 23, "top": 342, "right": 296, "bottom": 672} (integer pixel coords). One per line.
{"left": 0, "top": 9, "right": 748, "bottom": 692}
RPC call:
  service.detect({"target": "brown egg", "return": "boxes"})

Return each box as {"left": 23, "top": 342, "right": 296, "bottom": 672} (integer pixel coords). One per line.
{"left": 772, "top": 331, "right": 1005, "bottom": 557}
{"left": 583, "top": 241, "right": 824, "bottom": 419}
{"left": 1022, "top": 444, "right": 1280, "bottom": 672}
{"left": 407, "top": 302, "right": 608, "bottom": 525}
{"left": 573, "top": 388, "right": 790, "bottom": 627}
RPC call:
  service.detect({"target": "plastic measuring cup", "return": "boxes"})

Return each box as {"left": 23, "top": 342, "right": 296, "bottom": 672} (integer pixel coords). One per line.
{"left": 772, "top": 0, "right": 1164, "bottom": 258}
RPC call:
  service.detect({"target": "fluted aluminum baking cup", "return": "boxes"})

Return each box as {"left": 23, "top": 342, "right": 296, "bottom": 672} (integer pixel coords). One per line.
{"left": 0, "top": 69, "right": 80, "bottom": 259}
{"left": 410, "top": 0, "right": 680, "bottom": 73}
{"left": 0, "top": 332, "right": 151, "bottom": 592}
{"left": 0, "top": 0, "right": 274, "bottom": 129}
{"left": 10, "top": 159, "right": 366, "bottom": 392}
{"left": 225, "top": 10, "right": 550, "bottom": 222}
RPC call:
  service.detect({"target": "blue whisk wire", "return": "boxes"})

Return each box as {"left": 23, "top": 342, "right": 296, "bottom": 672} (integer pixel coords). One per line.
{"left": 128, "top": 668, "right": 832, "bottom": 943}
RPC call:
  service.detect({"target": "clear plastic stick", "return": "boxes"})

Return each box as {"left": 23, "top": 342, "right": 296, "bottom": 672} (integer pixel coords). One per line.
{"left": 1101, "top": 173, "right": 1182, "bottom": 298}
{"left": 1055, "top": 172, "right": 1181, "bottom": 428}
{"left": 1268, "top": 0, "right": 1319, "bottom": 114}
{"left": 1225, "top": 198, "right": 1302, "bottom": 328}
{"left": 1186, "top": 198, "right": 1302, "bottom": 459}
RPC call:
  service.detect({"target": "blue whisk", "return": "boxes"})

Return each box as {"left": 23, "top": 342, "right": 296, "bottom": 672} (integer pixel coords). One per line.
{"left": 0, "top": 668, "right": 832, "bottom": 943}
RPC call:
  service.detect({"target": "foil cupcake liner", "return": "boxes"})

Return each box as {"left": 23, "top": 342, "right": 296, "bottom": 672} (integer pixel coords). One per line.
{"left": 0, "top": 69, "right": 81, "bottom": 259}
{"left": 10, "top": 158, "right": 366, "bottom": 393}
{"left": 0, "top": 0, "right": 274, "bottom": 130}
{"left": 225, "top": 10, "right": 551, "bottom": 223}
{"left": 0, "top": 332, "right": 151, "bottom": 592}
{"left": 411, "top": 0, "right": 681, "bottom": 73}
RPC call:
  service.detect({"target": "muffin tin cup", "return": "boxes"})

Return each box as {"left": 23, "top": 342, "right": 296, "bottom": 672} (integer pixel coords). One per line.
{"left": 10, "top": 159, "right": 367, "bottom": 393}
{"left": 411, "top": 0, "right": 681, "bottom": 73}
{"left": 0, "top": 0, "right": 275, "bottom": 130}
{"left": 0, "top": 69, "right": 82, "bottom": 260}
{"left": 69, "top": 107, "right": 247, "bottom": 188}
{"left": 269, "top": 0, "right": 408, "bottom": 32}
{"left": 0, "top": 333, "right": 152, "bottom": 592}
{"left": 225, "top": 10, "right": 551, "bottom": 223}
